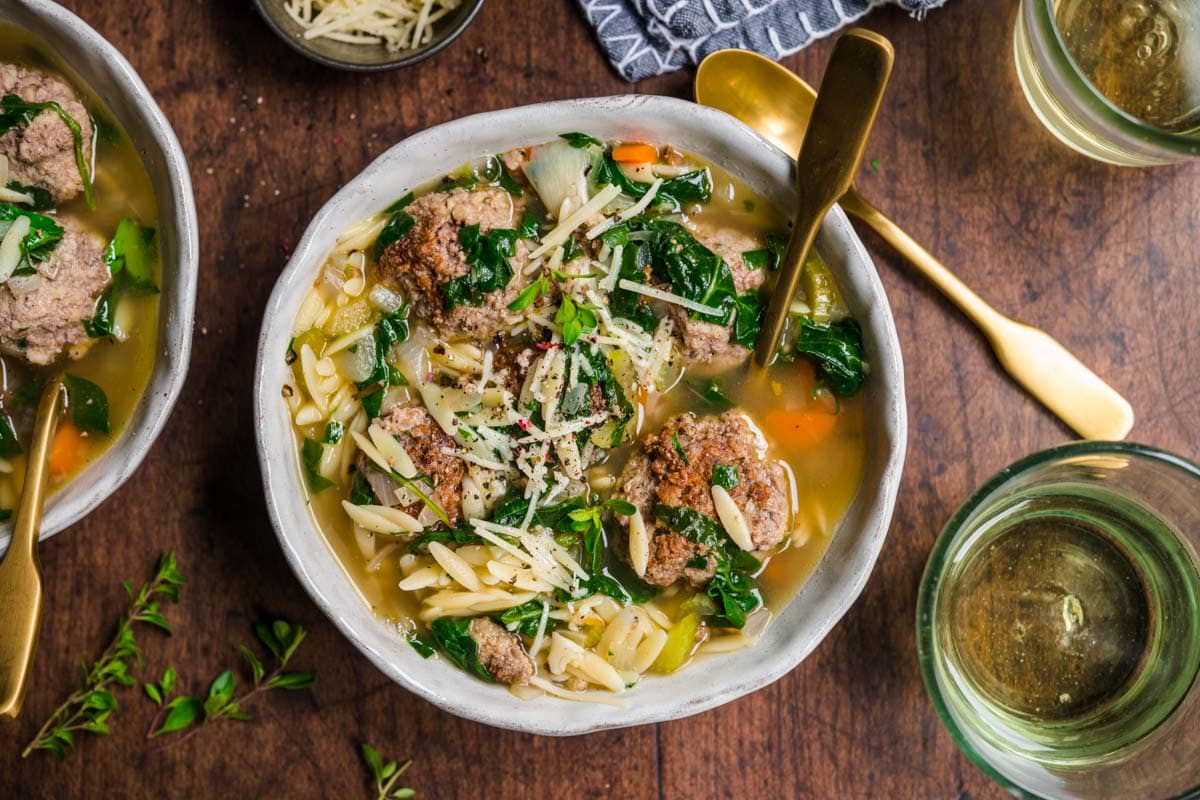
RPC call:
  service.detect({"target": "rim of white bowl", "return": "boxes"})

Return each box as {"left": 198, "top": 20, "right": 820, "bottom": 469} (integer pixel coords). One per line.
{"left": 0, "top": 0, "right": 199, "bottom": 552}
{"left": 255, "top": 95, "right": 907, "bottom": 735}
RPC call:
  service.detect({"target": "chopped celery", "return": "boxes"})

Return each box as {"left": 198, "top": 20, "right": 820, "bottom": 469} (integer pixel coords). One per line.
{"left": 651, "top": 613, "right": 703, "bottom": 673}
{"left": 802, "top": 252, "right": 849, "bottom": 324}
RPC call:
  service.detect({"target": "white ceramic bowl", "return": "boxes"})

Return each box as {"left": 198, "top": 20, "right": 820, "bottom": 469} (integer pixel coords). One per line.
{"left": 0, "top": 0, "right": 198, "bottom": 551}
{"left": 255, "top": 96, "right": 907, "bottom": 735}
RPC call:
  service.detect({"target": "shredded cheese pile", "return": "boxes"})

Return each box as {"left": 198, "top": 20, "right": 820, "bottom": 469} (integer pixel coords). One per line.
{"left": 283, "top": 0, "right": 464, "bottom": 52}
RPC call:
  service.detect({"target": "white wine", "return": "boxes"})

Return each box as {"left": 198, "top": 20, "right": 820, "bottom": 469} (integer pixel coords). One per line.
{"left": 1056, "top": 0, "right": 1200, "bottom": 132}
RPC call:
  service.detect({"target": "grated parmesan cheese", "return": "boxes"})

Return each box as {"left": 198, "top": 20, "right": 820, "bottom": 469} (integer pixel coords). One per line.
{"left": 283, "top": 0, "right": 463, "bottom": 53}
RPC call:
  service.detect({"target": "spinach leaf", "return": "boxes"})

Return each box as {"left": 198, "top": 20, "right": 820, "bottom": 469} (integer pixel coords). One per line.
{"left": 408, "top": 525, "right": 486, "bottom": 553}
{"left": 559, "top": 132, "right": 602, "bottom": 149}
{"left": 593, "top": 154, "right": 712, "bottom": 211}
{"left": 360, "top": 387, "right": 384, "bottom": 419}
{"left": 349, "top": 471, "right": 377, "bottom": 505}
{"left": 0, "top": 509, "right": 10, "bottom": 522}
{"left": 441, "top": 224, "right": 516, "bottom": 309}
{"left": 742, "top": 233, "right": 789, "bottom": 271}
{"left": 486, "top": 156, "right": 523, "bottom": 197}
{"left": 793, "top": 317, "right": 866, "bottom": 396}
{"left": 712, "top": 465, "right": 739, "bottom": 490}
{"left": 608, "top": 245, "right": 657, "bottom": 332}
{"left": 0, "top": 202, "right": 64, "bottom": 267}
{"left": 656, "top": 169, "right": 713, "bottom": 209}
{"left": 103, "top": 218, "right": 158, "bottom": 290}
{"left": 407, "top": 633, "right": 435, "bottom": 659}
{"left": 63, "top": 373, "right": 108, "bottom": 435}
{"left": 655, "top": 504, "right": 761, "bottom": 628}
{"left": 384, "top": 192, "right": 415, "bottom": 214}
{"left": 7, "top": 182, "right": 52, "bottom": 210}
{"left": 560, "top": 236, "right": 584, "bottom": 263}
{"left": 429, "top": 617, "right": 493, "bottom": 682}
{"left": 86, "top": 218, "right": 159, "bottom": 339}
{"left": 518, "top": 212, "right": 540, "bottom": 242}
{"left": 684, "top": 377, "right": 734, "bottom": 411}
{"left": 322, "top": 421, "right": 344, "bottom": 444}
{"left": 0, "top": 94, "right": 93, "bottom": 208}
{"left": 575, "top": 345, "right": 633, "bottom": 445}
{"left": 374, "top": 211, "right": 415, "bottom": 260}
{"left": 497, "top": 599, "right": 548, "bottom": 638}
{"left": 300, "top": 438, "right": 333, "bottom": 493}
{"left": 357, "top": 305, "right": 410, "bottom": 389}
{"left": 732, "top": 291, "right": 764, "bottom": 350}
{"left": 0, "top": 413, "right": 20, "bottom": 458}
{"left": 642, "top": 220, "right": 735, "bottom": 325}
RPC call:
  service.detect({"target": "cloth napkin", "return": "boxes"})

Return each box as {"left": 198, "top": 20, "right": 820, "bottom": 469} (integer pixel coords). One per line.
{"left": 578, "top": 0, "right": 946, "bottom": 82}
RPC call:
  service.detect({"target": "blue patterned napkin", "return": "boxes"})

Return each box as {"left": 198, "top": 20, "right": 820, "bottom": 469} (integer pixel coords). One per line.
{"left": 578, "top": 0, "right": 946, "bottom": 82}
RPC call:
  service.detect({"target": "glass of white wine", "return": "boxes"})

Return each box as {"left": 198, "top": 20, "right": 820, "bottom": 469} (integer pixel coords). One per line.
{"left": 918, "top": 442, "right": 1200, "bottom": 799}
{"left": 1015, "top": 0, "right": 1200, "bottom": 165}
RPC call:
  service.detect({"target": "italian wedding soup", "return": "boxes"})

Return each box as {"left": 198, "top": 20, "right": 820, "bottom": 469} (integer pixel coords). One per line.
{"left": 284, "top": 133, "right": 867, "bottom": 701}
{"left": 0, "top": 26, "right": 161, "bottom": 519}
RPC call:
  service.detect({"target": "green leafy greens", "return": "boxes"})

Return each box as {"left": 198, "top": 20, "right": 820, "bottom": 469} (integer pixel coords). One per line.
{"left": 441, "top": 224, "right": 517, "bottom": 309}
{"left": 792, "top": 318, "right": 866, "bottom": 396}
{"left": 654, "top": 505, "right": 761, "bottom": 629}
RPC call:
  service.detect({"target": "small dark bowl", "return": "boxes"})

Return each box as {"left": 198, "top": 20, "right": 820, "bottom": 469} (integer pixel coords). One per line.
{"left": 252, "top": 0, "right": 484, "bottom": 72}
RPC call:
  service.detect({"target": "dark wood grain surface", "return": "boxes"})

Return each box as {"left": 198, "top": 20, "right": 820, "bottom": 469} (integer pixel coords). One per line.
{"left": 4, "top": 1, "right": 1198, "bottom": 797}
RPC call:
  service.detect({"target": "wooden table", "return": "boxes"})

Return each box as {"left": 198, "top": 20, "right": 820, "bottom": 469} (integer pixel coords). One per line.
{"left": 5, "top": 1, "right": 1197, "bottom": 797}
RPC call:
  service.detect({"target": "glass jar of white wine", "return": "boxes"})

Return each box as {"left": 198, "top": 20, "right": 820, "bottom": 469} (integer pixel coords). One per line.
{"left": 1015, "top": 0, "right": 1200, "bottom": 165}
{"left": 918, "top": 442, "right": 1200, "bottom": 799}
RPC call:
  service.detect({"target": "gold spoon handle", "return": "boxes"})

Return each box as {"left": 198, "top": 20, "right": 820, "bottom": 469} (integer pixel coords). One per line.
{"left": 842, "top": 188, "right": 1134, "bottom": 440}
{"left": 0, "top": 376, "right": 63, "bottom": 720}
{"left": 756, "top": 29, "right": 895, "bottom": 366}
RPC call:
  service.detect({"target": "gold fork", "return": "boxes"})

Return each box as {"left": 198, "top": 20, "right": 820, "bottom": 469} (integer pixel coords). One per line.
{"left": 0, "top": 376, "right": 63, "bottom": 720}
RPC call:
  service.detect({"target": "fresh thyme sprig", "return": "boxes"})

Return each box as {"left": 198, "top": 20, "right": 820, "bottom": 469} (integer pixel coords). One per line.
{"left": 22, "top": 552, "right": 184, "bottom": 758}
{"left": 144, "top": 619, "right": 315, "bottom": 745}
{"left": 361, "top": 743, "right": 415, "bottom": 799}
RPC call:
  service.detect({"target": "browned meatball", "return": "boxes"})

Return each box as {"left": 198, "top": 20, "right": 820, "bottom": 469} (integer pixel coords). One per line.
{"left": 356, "top": 404, "right": 465, "bottom": 524}
{"left": 378, "top": 187, "right": 528, "bottom": 341}
{"left": 668, "top": 222, "right": 765, "bottom": 373}
{"left": 469, "top": 617, "right": 534, "bottom": 685}
{"left": 614, "top": 411, "right": 789, "bottom": 588}
{"left": 0, "top": 221, "right": 108, "bottom": 365}
{"left": 0, "top": 64, "right": 93, "bottom": 204}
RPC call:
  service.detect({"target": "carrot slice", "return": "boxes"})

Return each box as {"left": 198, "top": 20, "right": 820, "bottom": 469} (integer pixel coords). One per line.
{"left": 611, "top": 143, "right": 658, "bottom": 164}
{"left": 49, "top": 421, "right": 86, "bottom": 479}
{"left": 764, "top": 408, "right": 838, "bottom": 450}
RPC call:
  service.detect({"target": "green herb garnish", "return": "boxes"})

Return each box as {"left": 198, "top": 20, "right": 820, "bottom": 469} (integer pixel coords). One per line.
{"left": 22, "top": 553, "right": 183, "bottom": 758}
{"left": 145, "top": 619, "right": 314, "bottom": 742}
{"left": 361, "top": 743, "right": 416, "bottom": 800}
{"left": 441, "top": 225, "right": 516, "bottom": 309}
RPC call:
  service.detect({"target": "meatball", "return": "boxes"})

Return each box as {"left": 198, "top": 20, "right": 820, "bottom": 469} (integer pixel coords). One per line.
{"left": 469, "top": 617, "right": 534, "bottom": 685}
{"left": 0, "top": 64, "right": 93, "bottom": 204}
{"left": 613, "top": 411, "right": 789, "bottom": 588}
{"left": 0, "top": 220, "right": 108, "bottom": 365}
{"left": 356, "top": 404, "right": 465, "bottom": 524}
{"left": 378, "top": 187, "right": 529, "bottom": 341}
{"left": 668, "top": 222, "right": 766, "bottom": 372}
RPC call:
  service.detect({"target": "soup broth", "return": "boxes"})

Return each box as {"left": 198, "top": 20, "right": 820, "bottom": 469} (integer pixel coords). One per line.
{"left": 0, "top": 24, "right": 160, "bottom": 516}
{"left": 286, "top": 135, "right": 868, "bottom": 699}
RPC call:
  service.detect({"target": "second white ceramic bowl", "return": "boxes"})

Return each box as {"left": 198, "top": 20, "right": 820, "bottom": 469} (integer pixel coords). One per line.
{"left": 255, "top": 95, "right": 907, "bottom": 735}
{"left": 0, "top": 0, "right": 198, "bottom": 552}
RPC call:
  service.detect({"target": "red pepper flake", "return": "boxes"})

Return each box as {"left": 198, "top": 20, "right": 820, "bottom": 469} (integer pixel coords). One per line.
{"left": 535, "top": 341, "right": 558, "bottom": 351}
{"left": 516, "top": 419, "right": 531, "bottom": 432}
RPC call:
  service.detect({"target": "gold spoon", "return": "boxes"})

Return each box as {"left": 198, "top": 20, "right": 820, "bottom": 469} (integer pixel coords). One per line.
{"left": 755, "top": 28, "right": 894, "bottom": 368}
{"left": 697, "top": 49, "right": 1135, "bottom": 440}
{"left": 0, "top": 376, "right": 63, "bottom": 719}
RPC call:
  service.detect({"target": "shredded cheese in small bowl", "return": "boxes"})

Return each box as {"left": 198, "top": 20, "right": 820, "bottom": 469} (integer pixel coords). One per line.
{"left": 256, "top": 0, "right": 481, "bottom": 71}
